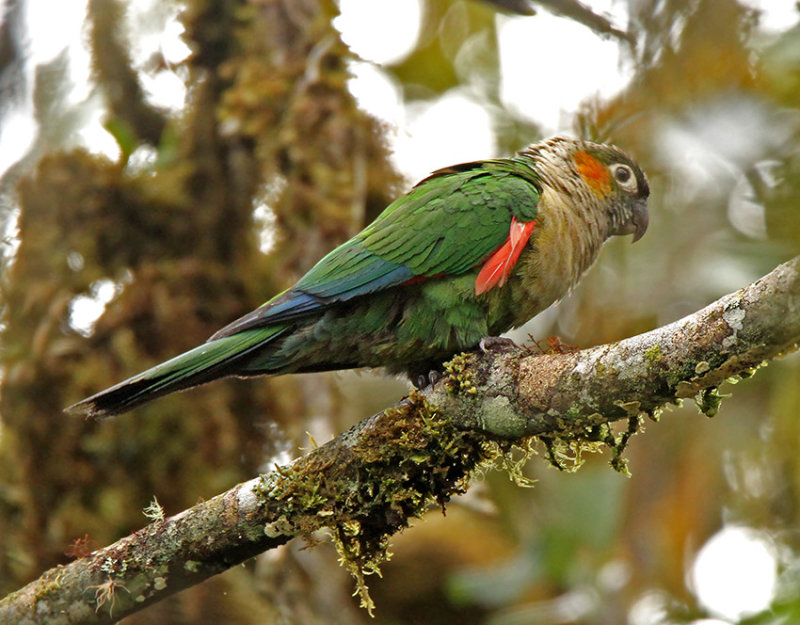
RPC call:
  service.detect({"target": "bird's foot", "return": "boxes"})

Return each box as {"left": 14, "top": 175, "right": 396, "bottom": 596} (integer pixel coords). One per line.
{"left": 414, "top": 369, "right": 444, "bottom": 389}
{"left": 479, "top": 336, "right": 519, "bottom": 353}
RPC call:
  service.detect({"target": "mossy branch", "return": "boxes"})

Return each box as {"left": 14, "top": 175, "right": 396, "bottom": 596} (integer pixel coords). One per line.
{"left": 1, "top": 256, "right": 798, "bottom": 624}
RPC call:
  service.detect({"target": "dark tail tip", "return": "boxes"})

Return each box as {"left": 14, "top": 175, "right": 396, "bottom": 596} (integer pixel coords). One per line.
{"left": 64, "top": 398, "right": 122, "bottom": 420}
{"left": 65, "top": 376, "right": 172, "bottom": 420}
{"left": 64, "top": 329, "right": 279, "bottom": 419}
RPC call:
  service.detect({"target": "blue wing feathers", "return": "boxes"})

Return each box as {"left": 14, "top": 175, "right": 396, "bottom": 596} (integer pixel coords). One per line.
{"left": 210, "top": 250, "right": 414, "bottom": 339}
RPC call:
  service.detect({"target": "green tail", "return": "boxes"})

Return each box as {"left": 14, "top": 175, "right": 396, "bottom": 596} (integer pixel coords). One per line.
{"left": 66, "top": 327, "right": 286, "bottom": 419}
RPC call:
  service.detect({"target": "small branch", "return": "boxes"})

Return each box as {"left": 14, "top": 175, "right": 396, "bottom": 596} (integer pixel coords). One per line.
{"left": 2, "top": 256, "right": 798, "bottom": 624}
{"left": 479, "top": 0, "right": 633, "bottom": 43}
{"left": 534, "top": 0, "right": 633, "bottom": 43}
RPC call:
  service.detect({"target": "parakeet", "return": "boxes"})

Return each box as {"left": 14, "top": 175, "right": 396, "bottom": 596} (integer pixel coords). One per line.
{"left": 68, "top": 136, "right": 649, "bottom": 419}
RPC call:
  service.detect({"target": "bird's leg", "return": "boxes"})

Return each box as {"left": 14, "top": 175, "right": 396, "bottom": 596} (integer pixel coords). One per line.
{"left": 479, "top": 336, "right": 519, "bottom": 353}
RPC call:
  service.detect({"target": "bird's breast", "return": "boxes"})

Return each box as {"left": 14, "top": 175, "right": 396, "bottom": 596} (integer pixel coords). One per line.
{"left": 508, "top": 187, "right": 607, "bottom": 327}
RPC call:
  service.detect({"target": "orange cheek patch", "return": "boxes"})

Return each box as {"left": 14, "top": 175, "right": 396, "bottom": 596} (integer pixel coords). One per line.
{"left": 574, "top": 151, "right": 611, "bottom": 196}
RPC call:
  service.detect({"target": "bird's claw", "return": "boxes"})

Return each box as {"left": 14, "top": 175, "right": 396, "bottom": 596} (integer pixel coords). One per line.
{"left": 479, "top": 336, "right": 519, "bottom": 353}
{"left": 414, "top": 369, "right": 443, "bottom": 389}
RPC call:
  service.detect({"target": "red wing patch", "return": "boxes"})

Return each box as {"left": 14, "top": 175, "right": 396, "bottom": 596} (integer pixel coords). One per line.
{"left": 475, "top": 217, "right": 536, "bottom": 295}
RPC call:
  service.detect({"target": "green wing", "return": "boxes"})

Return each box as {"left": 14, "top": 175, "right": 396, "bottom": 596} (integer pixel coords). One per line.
{"left": 357, "top": 158, "right": 541, "bottom": 274}
{"left": 211, "top": 158, "right": 542, "bottom": 338}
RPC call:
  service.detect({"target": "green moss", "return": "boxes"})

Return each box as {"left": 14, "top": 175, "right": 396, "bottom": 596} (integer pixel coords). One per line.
{"left": 255, "top": 389, "right": 491, "bottom": 612}
{"left": 644, "top": 343, "right": 662, "bottom": 367}
{"left": 608, "top": 416, "right": 641, "bottom": 476}
{"left": 487, "top": 438, "right": 539, "bottom": 487}
{"left": 736, "top": 361, "right": 767, "bottom": 380}
{"left": 443, "top": 352, "right": 479, "bottom": 395}
{"left": 32, "top": 565, "right": 67, "bottom": 600}
{"left": 539, "top": 428, "right": 606, "bottom": 472}
{"left": 594, "top": 361, "right": 607, "bottom": 376}
{"left": 537, "top": 403, "right": 642, "bottom": 475}
{"left": 695, "top": 386, "right": 727, "bottom": 417}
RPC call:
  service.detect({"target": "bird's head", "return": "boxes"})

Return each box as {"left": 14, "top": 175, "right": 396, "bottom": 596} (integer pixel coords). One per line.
{"left": 522, "top": 137, "right": 650, "bottom": 242}
{"left": 573, "top": 141, "right": 650, "bottom": 242}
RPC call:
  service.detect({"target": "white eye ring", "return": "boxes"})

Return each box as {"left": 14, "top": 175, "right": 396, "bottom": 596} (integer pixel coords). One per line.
{"left": 611, "top": 163, "right": 637, "bottom": 191}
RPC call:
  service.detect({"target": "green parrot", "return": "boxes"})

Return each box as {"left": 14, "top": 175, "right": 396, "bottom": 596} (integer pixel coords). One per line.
{"left": 68, "top": 136, "right": 649, "bottom": 419}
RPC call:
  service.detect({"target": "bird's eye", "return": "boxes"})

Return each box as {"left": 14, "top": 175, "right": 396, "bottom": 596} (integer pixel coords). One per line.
{"left": 610, "top": 164, "right": 637, "bottom": 191}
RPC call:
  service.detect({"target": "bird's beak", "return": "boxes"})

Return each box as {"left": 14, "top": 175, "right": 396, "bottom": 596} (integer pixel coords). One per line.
{"left": 610, "top": 199, "right": 649, "bottom": 242}
{"left": 630, "top": 199, "right": 649, "bottom": 243}
{"left": 614, "top": 199, "right": 649, "bottom": 242}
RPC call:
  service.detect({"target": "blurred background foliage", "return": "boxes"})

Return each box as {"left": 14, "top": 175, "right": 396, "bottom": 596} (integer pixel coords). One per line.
{"left": 0, "top": 0, "right": 799, "bottom": 624}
